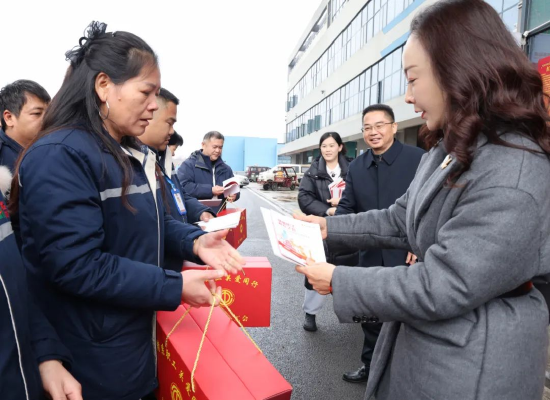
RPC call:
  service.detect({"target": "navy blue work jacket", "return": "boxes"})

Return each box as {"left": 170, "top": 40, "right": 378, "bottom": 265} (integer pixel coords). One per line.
{"left": 0, "top": 191, "right": 72, "bottom": 400}
{"left": 17, "top": 127, "right": 205, "bottom": 400}
{"left": 154, "top": 147, "right": 214, "bottom": 271}
{"left": 0, "top": 128, "right": 23, "bottom": 172}
{"left": 177, "top": 150, "right": 240, "bottom": 213}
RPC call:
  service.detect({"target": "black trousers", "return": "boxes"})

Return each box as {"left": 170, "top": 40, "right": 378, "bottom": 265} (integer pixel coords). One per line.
{"left": 361, "top": 321, "right": 383, "bottom": 367}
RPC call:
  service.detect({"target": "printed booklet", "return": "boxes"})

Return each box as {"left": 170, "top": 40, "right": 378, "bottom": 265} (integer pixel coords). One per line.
{"left": 261, "top": 207, "right": 326, "bottom": 266}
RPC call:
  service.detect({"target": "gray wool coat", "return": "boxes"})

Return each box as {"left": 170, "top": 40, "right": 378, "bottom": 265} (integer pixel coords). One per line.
{"left": 326, "top": 132, "right": 550, "bottom": 400}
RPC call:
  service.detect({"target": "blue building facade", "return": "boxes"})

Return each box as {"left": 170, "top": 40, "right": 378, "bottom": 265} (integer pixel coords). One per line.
{"left": 222, "top": 136, "right": 280, "bottom": 172}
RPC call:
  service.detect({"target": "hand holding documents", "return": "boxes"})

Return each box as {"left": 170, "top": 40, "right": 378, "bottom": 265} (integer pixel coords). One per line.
{"left": 223, "top": 177, "right": 241, "bottom": 197}
{"left": 197, "top": 210, "right": 242, "bottom": 232}
{"left": 261, "top": 207, "right": 326, "bottom": 266}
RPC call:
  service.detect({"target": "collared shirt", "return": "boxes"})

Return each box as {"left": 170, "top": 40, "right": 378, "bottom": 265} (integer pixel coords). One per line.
{"left": 0, "top": 129, "right": 23, "bottom": 172}
{"left": 326, "top": 163, "right": 342, "bottom": 181}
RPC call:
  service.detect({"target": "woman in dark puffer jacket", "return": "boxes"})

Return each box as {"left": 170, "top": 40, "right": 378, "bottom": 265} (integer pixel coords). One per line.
{"left": 298, "top": 132, "right": 354, "bottom": 332}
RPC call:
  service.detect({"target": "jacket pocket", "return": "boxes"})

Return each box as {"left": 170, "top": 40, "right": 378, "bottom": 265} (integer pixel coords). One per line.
{"left": 96, "top": 308, "right": 152, "bottom": 343}
{"left": 406, "top": 313, "right": 476, "bottom": 347}
{"left": 85, "top": 305, "right": 106, "bottom": 341}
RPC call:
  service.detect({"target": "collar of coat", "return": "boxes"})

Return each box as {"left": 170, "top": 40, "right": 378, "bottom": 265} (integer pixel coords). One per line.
{"left": 86, "top": 124, "right": 144, "bottom": 159}
{"left": 365, "top": 138, "right": 403, "bottom": 168}
{"left": 190, "top": 149, "right": 228, "bottom": 171}
{"left": 0, "top": 128, "right": 23, "bottom": 152}
{"left": 309, "top": 153, "right": 352, "bottom": 180}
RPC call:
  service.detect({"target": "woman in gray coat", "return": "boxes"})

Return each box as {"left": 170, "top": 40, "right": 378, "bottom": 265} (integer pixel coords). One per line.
{"left": 296, "top": 1, "right": 550, "bottom": 399}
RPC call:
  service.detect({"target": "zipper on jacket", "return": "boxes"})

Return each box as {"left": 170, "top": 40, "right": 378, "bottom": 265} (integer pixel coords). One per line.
{"left": 125, "top": 147, "right": 161, "bottom": 372}
{"left": 0, "top": 272, "right": 30, "bottom": 400}
{"left": 212, "top": 165, "right": 216, "bottom": 188}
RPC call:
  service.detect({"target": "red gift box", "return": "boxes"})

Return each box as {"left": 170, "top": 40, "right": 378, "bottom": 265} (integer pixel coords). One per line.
{"left": 182, "top": 257, "right": 272, "bottom": 327}
{"left": 156, "top": 305, "right": 292, "bottom": 400}
{"left": 217, "top": 208, "right": 247, "bottom": 249}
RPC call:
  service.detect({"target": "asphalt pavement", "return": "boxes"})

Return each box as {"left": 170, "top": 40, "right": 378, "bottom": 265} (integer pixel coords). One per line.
{"left": 228, "top": 187, "right": 366, "bottom": 400}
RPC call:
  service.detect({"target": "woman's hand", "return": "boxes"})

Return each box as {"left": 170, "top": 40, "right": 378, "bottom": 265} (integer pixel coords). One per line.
{"left": 200, "top": 212, "right": 214, "bottom": 222}
{"left": 181, "top": 269, "right": 223, "bottom": 307}
{"left": 193, "top": 231, "right": 245, "bottom": 274}
{"left": 39, "top": 360, "right": 82, "bottom": 400}
{"left": 295, "top": 259, "right": 336, "bottom": 295}
{"left": 293, "top": 213, "right": 328, "bottom": 239}
{"left": 326, "top": 207, "right": 336, "bottom": 216}
{"left": 406, "top": 252, "right": 418, "bottom": 265}
{"left": 326, "top": 197, "right": 341, "bottom": 207}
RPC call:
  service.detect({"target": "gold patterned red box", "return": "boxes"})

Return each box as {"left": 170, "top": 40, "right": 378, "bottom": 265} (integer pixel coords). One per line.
{"left": 217, "top": 208, "right": 247, "bottom": 249}
{"left": 155, "top": 304, "right": 292, "bottom": 400}
{"left": 182, "top": 257, "right": 271, "bottom": 327}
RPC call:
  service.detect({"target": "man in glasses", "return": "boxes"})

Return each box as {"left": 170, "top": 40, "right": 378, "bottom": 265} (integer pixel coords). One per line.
{"left": 335, "top": 104, "right": 425, "bottom": 384}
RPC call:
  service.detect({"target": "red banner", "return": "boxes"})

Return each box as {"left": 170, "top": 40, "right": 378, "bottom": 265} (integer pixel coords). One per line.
{"left": 538, "top": 55, "right": 550, "bottom": 109}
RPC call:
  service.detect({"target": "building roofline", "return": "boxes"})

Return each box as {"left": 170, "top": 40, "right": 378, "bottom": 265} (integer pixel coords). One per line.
{"left": 287, "top": 0, "right": 330, "bottom": 65}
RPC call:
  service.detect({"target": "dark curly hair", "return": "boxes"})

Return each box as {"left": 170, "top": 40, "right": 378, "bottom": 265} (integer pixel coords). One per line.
{"left": 411, "top": 0, "right": 550, "bottom": 181}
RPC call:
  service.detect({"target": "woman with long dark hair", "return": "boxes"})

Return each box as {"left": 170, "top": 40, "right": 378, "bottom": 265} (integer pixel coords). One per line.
{"left": 296, "top": 1, "right": 550, "bottom": 399}
{"left": 11, "top": 22, "right": 243, "bottom": 400}
{"left": 298, "top": 131, "right": 352, "bottom": 331}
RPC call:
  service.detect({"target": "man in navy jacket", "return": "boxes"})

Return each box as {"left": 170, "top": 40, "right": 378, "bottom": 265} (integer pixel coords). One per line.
{"left": 0, "top": 80, "right": 50, "bottom": 172}
{"left": 336, "top": 104, "right": 425, "bottom": 384}
{"left": 0, "top": 168, "right": 81, "bottom": 400}
{"left": 139, "top": 88, "right": 215, "bottom": 271}
{"left": 177, "top": 131, "right": 239, "bottom": 213}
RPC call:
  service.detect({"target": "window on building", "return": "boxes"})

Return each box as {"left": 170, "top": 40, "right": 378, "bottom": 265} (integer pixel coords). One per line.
{"left": 287, "top": 0, "right": 421, "bottom": 111}
{"left": 285, "top": 45, "right": 409, "bottom": 143}
{"left": 526, "top": 0, "right": 550, "bottom": 30}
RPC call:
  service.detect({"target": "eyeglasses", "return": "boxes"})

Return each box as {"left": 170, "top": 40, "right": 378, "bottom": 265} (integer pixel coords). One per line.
{"left": 361, "top": 122, "right": 394, "bottom": 133}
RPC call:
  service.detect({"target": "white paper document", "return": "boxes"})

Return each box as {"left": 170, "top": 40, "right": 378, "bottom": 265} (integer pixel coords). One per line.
{"left": 261, "top": 207, "right": 326, "bottom": 266}
{"left": 197, "top": 210, "right": 242, "bottom": 232}
{"left": 222, "top": 177, "right": 241, "bottom": 197}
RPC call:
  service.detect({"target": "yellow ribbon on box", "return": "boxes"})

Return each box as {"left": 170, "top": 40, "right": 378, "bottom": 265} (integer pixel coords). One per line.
{"left": 164, "top": 293, "right": 262, "bottom": 393}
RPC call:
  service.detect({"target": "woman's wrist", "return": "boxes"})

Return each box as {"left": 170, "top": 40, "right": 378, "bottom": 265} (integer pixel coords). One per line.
{"left": 193, "top": 237, "right": 199, "bottom": 256}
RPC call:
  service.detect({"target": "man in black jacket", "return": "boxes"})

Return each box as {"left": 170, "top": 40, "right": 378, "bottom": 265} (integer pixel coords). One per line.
{"left": 336, "top": 104, "right": 425, "bottom": 384}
